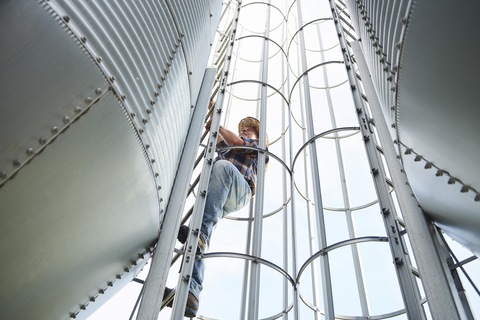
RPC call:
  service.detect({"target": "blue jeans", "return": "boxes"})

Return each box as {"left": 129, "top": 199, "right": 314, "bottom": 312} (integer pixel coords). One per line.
{"left": 189, "top": 160, "right": 252, "bottom": 301}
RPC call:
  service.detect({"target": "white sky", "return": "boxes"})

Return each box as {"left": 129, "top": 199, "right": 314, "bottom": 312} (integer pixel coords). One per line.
{"left": 88, "top": 0, "right": 480, "bottom": 319}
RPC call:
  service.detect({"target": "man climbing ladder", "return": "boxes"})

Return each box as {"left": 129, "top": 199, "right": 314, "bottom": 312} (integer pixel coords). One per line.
{"left": 164, "top": 100, "right": 269, "bottom": 317}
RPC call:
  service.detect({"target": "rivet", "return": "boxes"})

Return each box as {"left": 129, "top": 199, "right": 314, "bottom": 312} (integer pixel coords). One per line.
{"left": 81, "top": 36, "right": 87, "bottom": 43}
{"left": 1, "top": 171, "right": 8, "bottom": 179}
{"left": 391, "top": 123, "right": 396, "bottom": 128}
{"left": 80, "top": 305, "right": 86, "bottom": 310}
{"left": 13, "top": 159, "right": 21, "bottom": 167}
{"left": 85, "top": 97, "right": 93, "bottom": 104}
{"left": 161, "top": 76, "right": 165, "bottom": 81}
{"left": 96, "top": 56, "right": 102, "bottom": 62}
{"left": 461, "top": 186, "right": 469, "bottom": 193}
{"left": 139, "top": 129, "right": 144, "bottom": 134}
{"left": 404, "top": 149, "right": 412, "bottom": 155}
{"left": 175, "top": 44, "right": 179, "bottom": 48}
{"left": 108, "top": 282, "right": 113, "bottom": 287}
{"left": 436, "top": 170, "right": 444, "bottom": 177}
{"left": 392, "top": 65, "right": 398, "bottom": 72}
{"left": 90, "top": 296, "right": 96, "bottom": 302}
{"left": 109, "top": 76, "right": 115, "bottom": 82}
{"left": 26, "top": 148, "right": 35, "bottom": 156}
{"left": 172, "top": 49, "right": 176, "bottom": 54}
{"left": 157, "top": 186, "right": 161, "bottom": 190}
{"left": 191, "top": 105, "right": 194, "bottom": 108}
{"left": 164, "top": 69, "right": 168, "bottom": 74}
{"left": 121, "top": 94, "right": 126, "bottom": 101}
{"left": 63, "top": 16, "right": 70, "bottom": 23}
{"left": 74, "top": 106, "right": 82, "bottom": 113}
{"left": 475, "top": 194, "right": 480, "bottom": 202}
{"left": 63, "top": 116, "right": 71, "bottom": 123}
{"left": 158, "top": 84, "right": 162, "bottom": 89}
{"left": 167, "top": 62, "right": 171, "bottom": 67}
{"left": 154, "top": 92, "right": 159, "bottom": 97}
{"left": 169, "top": 55, "right": 173, "bottom": 60}
{"left": 51, "top": 126, "right": 59, "bottom": 134}
{"left": 424, "top": 162, "right": 432, "bottom": 169}
{"left": 391, "top": 86, "right": 396, "bottom": 92}
{"left": 414, "top": 155, "right": 422, "bottom": 162}
{"left": 391, "top": 106, "right": 395, "bottom": 111}
{"left": 146, "top": 109, "right": 151, "bottom": 114}
{"left": 155, "top": 173, "right": 159, "bottom": 177}
{"left": 151, "top": 159, "right": 155, "bottom": 163}
{"left": 142, "top": 119, "right": 148, "bottom": 124}
{"left": 96, "top": 88, "right": 103, "bottom": 95}
{"left": 448, "top": 178, "right": 455, "bottom": 185}
{"left": 401, "top": 17, "right": 407, "bottom": 24}
{"left": 39, "top": 136, "right": 47, "bottom": 145}
{"left": 150, "top": 101, "right": 155, "bottom": 106}
{"left": 146, "top": 144, "right": 150, "bottom": 149}
{"left": 160, "top": 209, "right": 164, "bottom": 214}
{"left": 396, "top": 42, "right": 402, "bottom": 49}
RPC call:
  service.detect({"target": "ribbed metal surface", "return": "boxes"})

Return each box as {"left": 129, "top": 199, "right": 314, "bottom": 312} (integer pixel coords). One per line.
{"left": 344, "top": 0, "right": 480, "bottom": 255}
{"left": 0, "top": 0, "right": 221, "bottom": 319}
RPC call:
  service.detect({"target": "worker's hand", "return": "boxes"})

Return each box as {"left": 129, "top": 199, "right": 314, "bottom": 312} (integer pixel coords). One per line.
{"left": 205, "top": 119, "right": 212, "bottom": 132}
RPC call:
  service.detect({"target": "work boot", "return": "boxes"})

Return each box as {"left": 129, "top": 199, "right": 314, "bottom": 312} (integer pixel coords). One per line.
{"left": 163, "top": 287, "right": 199, "bottom": 318}
{"left": 185, "top": 292, "right": 199, "bottom": 318}
{"left": 177, "top": 225, "right": 207, "bottom": 254}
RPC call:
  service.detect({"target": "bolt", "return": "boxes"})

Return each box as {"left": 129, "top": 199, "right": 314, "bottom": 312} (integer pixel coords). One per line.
{"left": 172, "top": 49, "right": 176, "bottom": 54}
{"left": 145, "top": 144, "right": 150, "bottom": 149}
{"left": 109, "top": 76, "right": 115, "bottom": 82}
{"left": 436, "top": 170, "right": 444, "bottom": 177}
{"left": 150, "top": 100, "right": 155, "bottom": 106}
{"left": 461, "top": 186, "right": 469, "bottom": 193}
{"left": 151, "top": 159, "right": 155, "bottom": 163}
{"left": 475, "top": 194, "right": 480, "bottom": 202}
{"left": 74, "top": 106, "right": 82, "bottom": 113}
{"left": 164, "top": 69, "right": 168, "bottom": 74}
{"left": 401, "top": 17, "right": 407, "bottom": 24}
{"left": 448, "top": 178, "right": 455, "bottom": 185}
{"left": 142, "top": 119, "right": 148, "bottom": 124}
{"left": 51, "top": 126, "right": 59, "bottom": 134}
{"left": 0, "top": 171, "right": 8, "bottom": 179}
{"left": 146, "top": 109, "right": 151, "bottom": 114}
{"left": 121, "top": 94, "right": 126, "bottom": 101}
{"left": 85, "top": 97, "right": 93, "bottom": 104}
{"left": 154, "top": 92, "right": 159, "bottom": 97}
{"left": 39, "top": 136, "right": 47, "bottom": 145}
{"left": 63, "top": 16, "right": 70, "bottom": 23}
{"left": 167, "top": 62, "right": 171, "bottom": 67}
{"left": 96, "top": 88, "right": 103, "bottom": 95}
{"left": 169, "top": 55, "right": 173, "bottom": 60}
{"left": 81, "top": 36, "right": 87, "bottom": 43}
{"left": 424, "top": 163, "right": 432, "bottom": 169}
{"left": 96, "top": 56, "right": 102, "bottom": 62}
{"left": 157, "top": 186, "right": 161, "bottom": 190}
{"left": 63, "top": 116, "right": 70, "bottom": 123}
{"left": 13, "top": 159, "right": 21, "bottom": 167}
{"left": 414, "top": 155, "right": 422, "bottom": 162}
{"left": 26, "top": 147, "right": 35, "bottom": 156}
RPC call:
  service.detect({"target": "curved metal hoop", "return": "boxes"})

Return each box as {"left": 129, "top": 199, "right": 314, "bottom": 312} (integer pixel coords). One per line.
{"left": 228, "top": 79, "right": 290, "bottom": 107}
{"left": 225, "top": 197, "right": 290, "bottom": 221}
{"left": 296, "top": 236, "right": 389, "bottom": 283}
{"left": 289, "top": 61, "right": 344, "bottom": 103}
{"left": 287, "top": 18, "right": 333, "bottom": 56}
{"left": 297, "top": 291, "right": 422, "bottom": 320}
{"left": 291, "top": 127, "right": 360, "bottom": 171}
{"left": 236, "top": 35, "right": 287, "bottom": 60}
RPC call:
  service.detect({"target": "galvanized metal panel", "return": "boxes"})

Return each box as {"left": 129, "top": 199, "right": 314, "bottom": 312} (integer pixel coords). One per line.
{"left": 397, "top": 0, "right": 480, "bottom": 255}
{"left": 0, "top": 0, "right": 107, "bottom": 184}
{"left": 0, "top": 90, "right": 159, "bottom": 320}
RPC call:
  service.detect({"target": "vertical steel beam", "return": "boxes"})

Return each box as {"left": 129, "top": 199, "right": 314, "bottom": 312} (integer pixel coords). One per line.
{"left": 316, "top": 24, "right": 370, "bottom": 317}
{"left": 296, "top": 1, "right": 335, "bottom": 319}
{"left": 351, "top": 39, "right": 466, "bottom": 320}
{"left": 329, "top": 1, "right": 427, "bottom": 318}
{"left": 171, "top": 2, "right": 242, "bottom": 318}
{"left": 136, "top": 67, "right": 217, "bottom": 320}
{"left": 247, "top": 1, "right": 270, "bottom": 318}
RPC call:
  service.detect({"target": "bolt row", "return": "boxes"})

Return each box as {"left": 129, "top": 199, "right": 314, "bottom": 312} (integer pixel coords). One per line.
{"left": 0, "top": 87, "right": 105, "bottom": 185}
{"left": 67, "top": 246, "right": 154, "bottom": 319}
{"left": 401, "top": 144, "right": 480, "bottom": 201}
